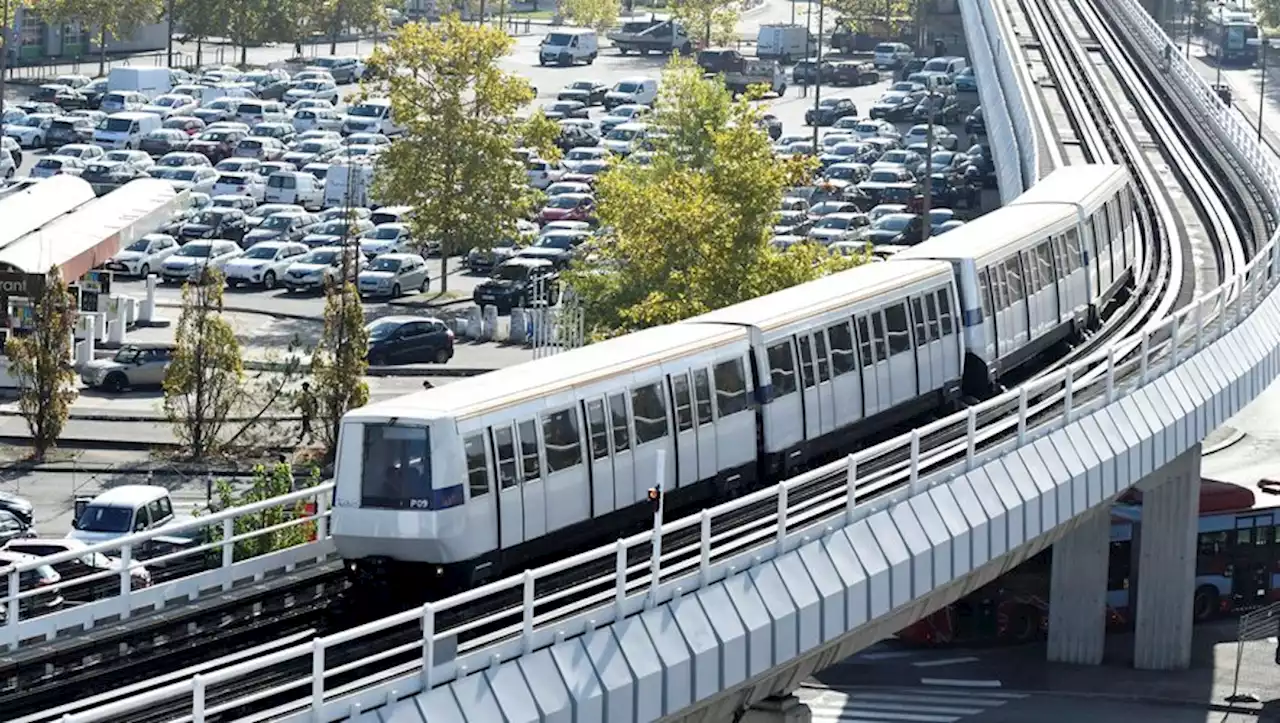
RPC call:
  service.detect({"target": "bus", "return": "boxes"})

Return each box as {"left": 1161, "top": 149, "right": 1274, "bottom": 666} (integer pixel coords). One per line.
{"left": 899, "top": 477, "right": 1280, "bottom": 645}
{"left": 1203, "top": 6, "right": 1259, "bottom": 66}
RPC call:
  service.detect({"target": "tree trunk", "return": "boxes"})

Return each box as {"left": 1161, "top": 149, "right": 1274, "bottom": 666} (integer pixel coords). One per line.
{"left": 439, "top": 254, "right": 449, "bottom": 292}
{"left": 240, "top": 40, "right": 247, "bottom": 66}
{"left": 704, "top": 18, "right": 711, "bottom": 47}
{"left": 196, "top": 37, "right": 203, "bottom": 67}
{"left": 98, "top": 27, "right": 108, "bottom": 77}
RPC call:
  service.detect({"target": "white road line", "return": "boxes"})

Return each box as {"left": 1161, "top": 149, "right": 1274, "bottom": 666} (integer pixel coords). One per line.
{"left": 848, "top": 692, "right": 1017, "bottom": 707}
{"left": 919, "top": 678, "right": 1004, "bottom": 688}
{"left": 802, "top": 686, "right": 1023, "bottom": 723}
{"left": 911, "top": 656, "right": 981, "bottom": 668}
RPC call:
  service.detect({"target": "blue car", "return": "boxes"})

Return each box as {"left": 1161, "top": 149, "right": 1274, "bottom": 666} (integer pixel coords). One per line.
{"left": 955, "top": 67, "right": 978, "bottom": 93}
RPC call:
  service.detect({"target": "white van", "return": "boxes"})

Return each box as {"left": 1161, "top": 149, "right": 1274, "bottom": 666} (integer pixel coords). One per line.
{"left": 323, "top": 161, "right": 377, "bottom": 208}
{"left": 107, "top": 67, "right": 171, "bottom": 98}
{"left": 94, "top": 112, "right": 163, "bottom": 150}
{"left": 755, "top": 24, "right": 809, "bottom": 63}
{"left": 922, "top": 56, "right": 968, "bottom": 78}
{"left": 68, "top": 485, "right": 181, "bottom": 544}
{"left": 342, "top": 98, "right": 402, "bottom": 136}
{"left": 603, "top": 77, "right": 659, "bottom": 109}
{"left": 236, "top": 100, "right": 287, "bottom": 126}
{"left": 265, "top": 170, "right": 324, "bottom": 209}
{"left": 539, "top": 28, "right": 599, "bottom": 66}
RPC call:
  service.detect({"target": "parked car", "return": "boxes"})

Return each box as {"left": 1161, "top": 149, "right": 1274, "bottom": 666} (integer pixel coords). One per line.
{"left": 472, "top": 257, "right": 560, "bottom": 313}
{"left": 558, "top": 79, "right": 610, "bottom": 105}
{"left": 965, "top": 105, "right": 986, "bottom": 135}
{"left": 160, "top": 240, "right": 244, "bottom": 283}
{"left": 364, "top": 315, "right": 455, "bottom": 365}
{"left": 80, "top": 343, "right": 177, "bottom": 392}
{"left": 223, "top": 241, "right": 310, "bottom": 289}
{"left": 211, "top": 172, "right": 266, "bottom": 202}
{"left": 831, "top": 61, "right": 880, "bottom": 86}
{"left": 912, "top": 92, "right": 961, "bottom": 124}
{"left": 538, "top": 193, "right": 596, "bottom": 224}
{"left": 517, "top": 229, "right": 591, "bottom": 269}
{"left": 5, "top": 113, "right": 55, "bottom": 148}
{"left": 805, "top": 97, "right": 857, "bottom": 126}
{"left": 3, "top": 538, "right": 151, "bottom": 603}
{"left": 868, "top": 91, "right": 921, "bottom": 121}
{"left": 188, "top": 129, "right": 247, "bottom": 163}
{"left": 104, "top": 233, "right": 180, "bottom": 277}
{"left": 955, "top": 66, "right": 978, "bottom": 92}
{"left": 357, "top": 252, "right": 430, "bottom": 298}
{"left": 357, "top": 223, "right": 413, "bottom": 258}
{"left": 0, "top": 551, "right": 64, "bottom": 623}
{"left": 234, "top": 136, "right": 286, "bottom": 161}
{"left": 301, "top": 218, "right": 374, "bottom": 247}
{"left": 240, "top": 210, "right": 317, "bottom": 246}
{"left": 31, "top": 155, "right": 86, "bottom": 178}
{"left": 283, "top": 246, "right": 366, "bottom": 292}
{"left": 45, "top": 116, "right": 96, "bottom": 148}
{"left": 0, "top": 511, "right": 34, "bottom": 545}
{"left": 177, "top": 207, "right": 249, "bottom": 243}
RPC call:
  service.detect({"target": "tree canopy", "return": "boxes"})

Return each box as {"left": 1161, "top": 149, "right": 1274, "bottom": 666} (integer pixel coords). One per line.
{"left": 670, "top": 0, "right": 739, "bottom": 46}
{"left": 566, "top": 56, "right": 861, "bottom": 337}
{"left": 4, "top": 268, "right": 77, "bottom": 460}
{"left": 562, "top": 0, "right": 621, "bottom": 32}
{"left": 30, "top": 0, "right": 162, "bottom": 74}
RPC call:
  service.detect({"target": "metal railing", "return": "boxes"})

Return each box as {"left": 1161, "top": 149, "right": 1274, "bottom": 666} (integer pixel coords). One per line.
{"left": 65, "top": 0, "right": 1280, "bottom": 717}
{"left": 0, "top": 482, "right": 335, "bottom": 651}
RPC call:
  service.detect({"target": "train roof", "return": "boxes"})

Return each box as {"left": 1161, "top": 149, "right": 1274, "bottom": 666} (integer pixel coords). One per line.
{"left": 895, "top": 164, "right": 1129, "bottom": 265}
{"left": 350, "top": 322, "right": 749, "bottom": 422}
{"left": 685, "top": 259, "right": 952, "bottom": 332}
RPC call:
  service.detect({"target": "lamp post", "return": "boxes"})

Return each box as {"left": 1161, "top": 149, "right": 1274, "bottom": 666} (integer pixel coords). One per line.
{"left": 1250, "top": 33, "right": 1275, "bottom": 141}
{"left": 1, "top": 0, "right": 9, "bottom": 149}
{"left": 1184, "top": 0, "right": 1193, "bottom": 58}
{"left": 810, "top": 0, "right": 824, "bottom": 150}
{"left": 1214, "top": 0, "right": 1226, "bottom": 87}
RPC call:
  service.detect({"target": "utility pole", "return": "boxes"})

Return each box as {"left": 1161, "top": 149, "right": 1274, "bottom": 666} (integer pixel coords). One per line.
{"left": 803, "top": 1, "right": 812, "bottom": 98}
{"left": 1, "top": 0, "right": 9, "bottom": 149}
{"left": 1259, "top": 34, "right": 1270, "bottom": 141}
{"left": 166, "top": 0, "right": 175, "bottom": 66}
{"left": 921, "top": 102, "right": 933, "bottom": 243}
{"left": 810, "top": 0, "right": 824, "bottom": 149}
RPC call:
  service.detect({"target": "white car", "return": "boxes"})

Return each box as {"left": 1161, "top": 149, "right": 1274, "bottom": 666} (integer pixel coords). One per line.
{"left": 223, "top": 241, "right": 309, "bottom": 289}
{"left": 52, "top": 143, "right": 105, "bottom": 161}
{"left": 806, "top": 212, "right": 870, "bottom": 245}
{"left": 292, "top": 69, "right": 335, "bottom": 84}
{"left": 5, "top": 113, "right": 55, "bottom": 148}
{"left": 563, "top": 146, "right": 608, "bottom": 171}
{"left": 99, "top": 91, "right": 149, "bottom": 114}
{"left": 211, "top": 172, "right": 265, "bottom": 202}
{"left": 284, "top": 80, "right": 339, "bottom": 105}
{"left": 0, "top": 150, "right": 14, "bottom": 180}
{"left": 358, "top": 223, "right": 412, "bottom": 258}
{"left": 852, "top": 119, "right": 899, "bottom": 141}
{"left": 103, "top": 149, "right": 154, "bottom": 170}
{"left": 245, "top": 202, "right": 305, "bottom": 228}
{"left": 157, "top": 151, "right": 211, "bottom": 168}
{"left": 192, "top": 98, "right": 243, "bottom": 125}
{"left": 598, "top": 103, "right": 650, "bottom": 133}
{"left": 290, "top": 108, "right": 345, "bottom": 133}
{"left": 282, "top": 246, "right": 367, "bottom": 293}
{"left": 159, "top": 240, "right": 243, "bottom": 283}
{"left": 140, "top": 94, "right": 199, "bottom": 118}
{"left": 525, "top": 158, "right": 563, "bottom": 189}
{"left": 603, "top": 122, "right": 648, "bottom": 156}
{"left": 31, "top": 155, "right": 86, "bottom": 178}
{"left": 343, "top": 132, "right": 390, "bottom": 148}
{"left": 215, "top": 157, "right": 262, "bottom": 175}
{"left": 289, "top": 98, "right": 335, "bottom": 113}
{"left": 357, "top": 253, "right": 429, "bottom": 298}
{"left": 902, "top": 123, "right": 958, "bottom": 151}
{"left": 150, "top": 165, "right": 219, "bottom": 194}
{"left": 104, "top": 233, "right": 180, "bottom": 277}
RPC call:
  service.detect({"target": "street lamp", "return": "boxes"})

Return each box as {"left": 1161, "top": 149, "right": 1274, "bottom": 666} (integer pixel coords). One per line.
{"left": 1248, "top": 33, "right": 1277, "bottom": 141}
{"left": 809, "top": 0, "right": 825, "bottom": 150}
{"left": 1215, "top": 0, "right": 1226, "bottom": 87}
{"left": 0, "top": 0, "right": 9, "bottom": 148}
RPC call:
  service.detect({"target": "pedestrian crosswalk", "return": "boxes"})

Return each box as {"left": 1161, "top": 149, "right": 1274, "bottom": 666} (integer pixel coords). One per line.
{"left": 798, "top": 685, "right": 1029, "bottom": 722}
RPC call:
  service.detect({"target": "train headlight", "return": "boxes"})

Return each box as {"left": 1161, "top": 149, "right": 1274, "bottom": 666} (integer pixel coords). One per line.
{"left": 435, "top": 566, "right": 444, "bottom": 577}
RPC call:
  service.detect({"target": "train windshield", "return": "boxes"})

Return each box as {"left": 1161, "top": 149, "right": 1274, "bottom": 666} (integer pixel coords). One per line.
{"left": 360, "top": 423, "right": 460, "bottom": 510}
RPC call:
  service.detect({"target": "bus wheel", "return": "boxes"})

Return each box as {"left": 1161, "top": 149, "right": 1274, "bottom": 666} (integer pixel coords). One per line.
{"left": 1193, "top": 585, "right": 1220, "bottom": 622}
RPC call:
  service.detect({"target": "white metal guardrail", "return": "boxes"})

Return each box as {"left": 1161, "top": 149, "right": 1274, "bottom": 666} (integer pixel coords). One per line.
{"left": 56, "top": 3, "right": 1280, "bottom": 718}
{"left": 1, "top": 482, "right": 335, "bottom": 650}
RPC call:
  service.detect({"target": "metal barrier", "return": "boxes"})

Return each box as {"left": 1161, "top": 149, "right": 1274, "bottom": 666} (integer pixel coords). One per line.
{"left": 0, "top": 482, "right": 335, "bottom": 651}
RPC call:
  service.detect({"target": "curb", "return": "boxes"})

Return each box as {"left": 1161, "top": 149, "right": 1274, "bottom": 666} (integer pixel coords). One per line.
{"left": 1202, "top": 427, "right": 1247, "bottom": 455}
{"left": 0, "top": 435, "right": 182, "bottom": 452}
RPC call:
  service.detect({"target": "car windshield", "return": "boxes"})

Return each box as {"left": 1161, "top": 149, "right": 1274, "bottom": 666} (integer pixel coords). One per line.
{"left": 99, "top": 117, "right": 133, "bottom": 132}
{"left": 546, "top": 32, "right": 576, "bottom": 45}
{"left": 371, "top": 226, "right": 402, "bottom": 240}
{"left": 366, "top": 319, "right": 400, "bottom": 339}
{"left": 76, "top": 504, "right": 132, "bottom": 533}
{"left": 816, "top": 217, "right": 850, "bottom": 229}
{"left": 567, "top": 149, "right": 599, "bottom": 160}
{"left": 578, "top": 161, "right": 608, "bottom": 173}
{"left": 875, "top": 44, "right": 896, "bottom": 53}
{"left": 35, "top": 158, "right": 65, "bottom": 168}
{"left": 172, "top": 169, "right": 199, "bottom": 180}
{"left": 819, "top": 99, "right": 840, "bottom": 108}
{"left": 189, "top": 211, "right": 226, "bottom": 225}
{"left": 245, "top": 245, "right": 281, "bottom": 259}
{"left": 124, "top": 239, "right": 151, "bottom": 252}
{"left": 177, "top": 243, "right": 214, "bottom": 257}
{"left": 614, "top": 82, "right": 639, "bottom": 93}
{"left": 218, "top": 173, "right": 248, "bottom": 184}
{"left": 316, "top": 221, "right": 347, "bottom": 235}
{"left": 881, "top": 152, "right": 908, "bottom": 164}
{"left": 368, "top": 257, "right": 402, "bottom": 271}
{"left": 155, "top": 96, "right": 182, "bottom": 106}
{"left": 606, "top": 128, "right": 638, "bottom": 141}
{"left": 348, "top": 104, "right": 385, "bottom": 118}
{"left": 262, "top": 215, "right": 295, "bottom": 229}
{"left": 495, "top": 264, "right": 530, "bottom": 281}
{"left": 547, "top": 195, "right": 584, "bottom": 208}
{"left": 300, "top": 141, "right": 326, "bottom": 152}
{"left": 876, "top": 216, "right": 912, "bottom": 231}
{"left": 536, "top": 234, "right": 575, "bottom": 249}
{"left": 303, "top": 251, "right": 338, "bottom": 264}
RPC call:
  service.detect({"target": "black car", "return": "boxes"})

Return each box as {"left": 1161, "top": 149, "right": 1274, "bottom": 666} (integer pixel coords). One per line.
{"left": 831, "top": 61, "right": 880, "bottom": 87}
{"left": 806, "top": 97, "right": 858, "bottom": 126}
{"left": 0, "top": 511, "right": 33, "bottom": 545}
{"left": 912, "top": 93, "right": 961, "bottom": 124}
{"left": 697, "top": 47, "right": 745, "bottom": 74}
{"left": 31, "top": 84, "right": 87, "bottom": 110}
{"left": 858, "top": 168, "right": 915, "bottom": 203}
{"left": 140, "top": 128, "right": 191, "bottom": 157}
{"left": 178, "top": 207, "right": 248, "bottom": 243}
{"left": 965, "top": 105, "right": 986, "bottom": 136}
{"left": 79, "top": 79, "right": 110, "bottom": 109}
{"left": 556, "top": 124, "right": 599, "bottom": 152}
{"left": 792, "top": 58, "right": 836, "bottom": 85}
{"left": 82, "top": 160, "right": 150, "bottom": 196}
{"left": 866, "top": 213, "right": 925, "bottom": 246}
{"left": 517, "top": 230, "right": 590, "bottom": 269}
{"left": 758, "top": 113, "right": 783, "bottom": 141}
{"left": 44, "top": 116, "right": 95, "bottom": 149}
{"left": 896, "top": 58, "right": 926, "bottom": 81}
{"left": 365, "top": 315, "right": 455, "bottom": 366}
{"left": 558, "top": 79, "right": 610, "bottom": 106}
{"left": 927, "top": 171, "right": 980, "bottom": 209}
{"left": 473, "top": 257, "right": 560, "bottom": 314}
{"left": 869, "top": 91, "right": 921, "bottom": 121}
{"left": 0, "top": 491, "right": 33, "bottom": 528}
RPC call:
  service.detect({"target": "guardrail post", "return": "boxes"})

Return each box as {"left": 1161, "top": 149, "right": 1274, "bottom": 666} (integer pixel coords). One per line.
{"left": 192, "top": 673, "right": 206, "bottom": 723}
{"left": 1234, "top": 275, "right": 1244, "bottom": 327}
{"left": 119, "top": 543, "right": 133, "bottom": 600}
{"left": 1106, "top": 347, "right": 1116, "bottom": 403}
{"left": 1064, "top": 366, "right": 1075, "bottom": 422}
{"left": 776, "top": 484, "right": 788, "bottom": 557}
{"left": 421, "top": 602, "right": 436, "bottom": 690}
{"left": 522, "top": 570, "right": 535, "bottom": 652}
{"left": 845, "top": 455, "right": 858, "bottom": 525}
{"left": 909, "top": 430, "right": 921, "bottom": 492}
{"left": 311, "top": 638, "right": 325, "bottom": 720}
{"left": 315, "top": 492, "right": 329, "bottom": 542}
{"left": 1140, "top": 334, "right": 1150, "bottom": 383}
{"left": 1195, "top": 297, "right": 1205, "bottom": 352}
{"left": 1169, "top": 314, "right": 1181, "bottom": 370}
{"left": 7, "top": 565, "right": 18, "bottom": 630}
{"left": 965, "top": 407, "right": 977, "bottom": 470}
{"left": 1017, "top": 387, "right": 1028, "bottom": 445}
{"left": 699, "top": 510, "right": 711, "bottom": 588}
{"left": 614, "top": 539, "right": 627, "bottom": 619}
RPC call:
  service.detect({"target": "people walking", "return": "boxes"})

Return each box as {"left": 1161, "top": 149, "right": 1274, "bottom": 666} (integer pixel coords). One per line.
{"left": 295, "top": 382, "right": 317, "bottom": 445}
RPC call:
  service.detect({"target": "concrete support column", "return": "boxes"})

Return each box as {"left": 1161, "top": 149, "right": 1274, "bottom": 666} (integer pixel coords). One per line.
{"left": 1133, "top": 444, "right": 1202, "bottom": 670}
{"left": 740, "top": 695, "right": 812, "bottom": 723}
{"left": 1047, "top": 506, "right": 1111, "bottom": 665}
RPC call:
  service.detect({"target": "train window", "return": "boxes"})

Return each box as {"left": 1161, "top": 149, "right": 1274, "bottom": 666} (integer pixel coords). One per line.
{"left": 813, "top": 332, "right": 831, "bottom": 382}
{"left": 671, "top": 374, "right": 694, "bottom": 432}
{"left": 977, "top": 269, "right": 993, "bottom": 317}
{"left": 871, "top": 312, "right": 887, "bottom": 360}
{"left": 586, "top": 400, "right": 609, "bottom": 460}
{"left": 1020, "top": 251, "right": 1038, "bottom": 294}
{"left": 608, "top": 393, "right": 631, "bottom": 451}
{"left": 1038, "top": 243, "right": 1053, "bottom": 284}
{"left": 464, "top": 433, "right": 490, "bottom": 499}
{"left": 1051, "top": 236, "right": 1067, "bottom": 276}
{"left": 493, "top": 426, "right": 518, "bottom": 489}
{"left": 517, "top": 419, "right": 541, "bottom": 481}
{"left": 1005, "top": 258, "right": 1024, "bottom": 302}
{"left": 361, "top": 424, "right": 434, "bottom": 509}
{"left": 692, "top": 369, "right": 714, "bottom": 425}
{"left": 910, "top": 298, "right": 927, "bottom": 346}
{"left": 542, "top": 408, "right": 582, "bottom": 473}
{"left": 715, "top": 358, "right": 750, "bottom": 416}
{"left": 1065, "top": 228, "right": 1082, "bottom": 270}
{"left": 827, "top": 322, "right": 856, "bottom": 375}
{"left": 924, "top": 294, "right": 940, "bottom": 340}
{"left": 856, "top": 316, "right": 875, "bottom": 367}
{"left": 885, "top": 303, "right": 910, "bottom": 355}
{"left": 632, "top": 383, "right": 669, "bottom": 444}
{"left": 768, "top": 340, "right": 799, "bottom": 395}
{"left": 992, "top": 264, "right": 1008, "bottom": 310}
{"left": 798, "top": 336, "right": 816, "bottom": 388}
{"left": 936, "top": 290, "right": 954, "bottom": 336}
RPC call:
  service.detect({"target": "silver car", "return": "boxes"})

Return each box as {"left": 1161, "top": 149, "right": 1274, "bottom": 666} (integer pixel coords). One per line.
{"left": 357, "top": 253, "right": 429, "bottom": 298}
{"left": 80, "top": 343, "right": 176, "bottom": 393}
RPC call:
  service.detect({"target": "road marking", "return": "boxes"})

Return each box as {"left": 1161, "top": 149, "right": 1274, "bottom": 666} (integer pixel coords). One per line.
{"left": 801, "top": 686, "right": 1024, "bottom": 723}
{"left": 856, "top": 651, "right": 918, "bottom": 661}
{"left": 911, "top": 656, "right": 980, "bottom": 668}
{"left": 919, "top": 678, "right": 1004, "bottom": 688}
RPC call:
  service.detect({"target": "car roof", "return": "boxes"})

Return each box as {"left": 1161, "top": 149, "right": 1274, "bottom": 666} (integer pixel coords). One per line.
{"left": 374, "top": 252, "right": 425, "bottom": 262}
{"left": 372, "top": 314, "right": 444, "bottom": 326}
{"left": 8, "top": 537, "right": 84, "bottom": 550}
{"left": 503, "top": 256, "right": 554, "bottom": 268}
{"left": 89, "top": 484, "right": 169, "bottom": 507}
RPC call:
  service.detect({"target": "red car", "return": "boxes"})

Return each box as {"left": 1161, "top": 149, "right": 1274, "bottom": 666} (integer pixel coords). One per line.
{"left": 538, "top": 193, "right": 595, "bottom": 224}
{"left": 187, "top": 129, "right": 246, "bottom": 163}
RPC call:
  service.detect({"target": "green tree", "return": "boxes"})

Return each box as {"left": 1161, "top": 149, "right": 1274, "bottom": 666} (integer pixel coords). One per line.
{"left": 169, "top": 0, "right": 223, "bottom": 66}
{"left": 566, "top": 56, "right": 858, "bottom": 336}
{"left": 368, "top": 15, "right": 536, "bottom": 292}
{"left": 514, "top": 108, "right": 563, "bottom": 162}
{"left": 30, "top": 0, "right": 163, "bottom": 76}
{"left": 4, "top": 268, "right": 77, "bottom": 460}
{"left": 208, "top": 462, "right": 323, "bottom": 560}
{"left": 563, "top": 0, "right": 620, "bottom": 31}
{"left": 670, "top": 0, "right": 738, "bottom": 46}
{"left": 309, "top": 276, "right": 369, "bottom": 462}
{"left": 315, "top": 0, "right": 386, "bottom": 54}
{"left": 163, "top": 269, "right": 244, "bottom": 460}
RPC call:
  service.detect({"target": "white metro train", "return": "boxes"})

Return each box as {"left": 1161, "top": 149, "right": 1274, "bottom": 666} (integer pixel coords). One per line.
{"left": 331, "top": 164, "right": 1141, "bottom": 595}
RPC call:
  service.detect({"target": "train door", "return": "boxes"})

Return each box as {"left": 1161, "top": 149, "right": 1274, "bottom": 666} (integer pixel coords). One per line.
{"left": 1050, "top": 236, "right": 1073, "bottom": 322}
{"left": 1232, "top": 513, "right": 1276, "bottom": 608}
{"left": 463, "top": 432, "right": 498, "bottom": 553}
{"left": 629, "top": 381, "right": 676, "bottom": 501}
{"left": 1036, "top": 243, "right": 1059, "bottom": 330}
{"left": 936, "top": 288, "right": 962, "bottom": 381}
{"left": 992, "top": 262, "right": 1012, "bottom": 357}
{"left": 884, "top": 302, "right": 917, "bottom": 407}
{"left": 492, "top": 424, "right": 525, "bottom": 548}
{"left": 796, "top": 335, "right": 821, "bottom": 441}
{"left": 799, "top": 331, "right": 836, "bottom": 437}
{"left": 856, "top": 314, "right": 884, "bottom": 416}
{"left": 668, "top": 371, "right": 700, "bottom": 487}
{"left": 607, "top": 392, "right": 637, "bottom": 507}
{"left": 515, "top": 417, "right": 547, "bottom": 539}
{"left": 1020, "top": 250, "right": 1042, "bottom": 339}
{"left": 764, "top": 339, "right": 804, "bottom": 453}
{"left": 977, "top": 268, "right": 998, "bottom": 362}
{"left": 692, "top": 368, "right": 719, "bottom": 480}
{"left": 825, "top": 320, "right": 862, "bottom": 427}
{"left": 583, "top": 398, "right": 615, "bottom": 517}
{"left": 913, "top": 296, "right": 941, "bottom": 391}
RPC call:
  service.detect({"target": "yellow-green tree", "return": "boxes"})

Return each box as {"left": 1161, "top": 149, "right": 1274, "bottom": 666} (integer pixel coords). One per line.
{"left": 310, "top": 277, "right": 369, "bottom": 462}
{"left": 4, "top": 268, "right": 77, "bottom": 460}
{"left": 670, "top": 0, "right": 738, "bottom": 46}
{"left": 163, "top": 269, "right": 244, "bottom": 460}
{"left": 563, "top": 0, "right": 620, "bottom": 31}
{"left": 368, "top": 15, "right": 536, "bottom": 292}
{"left": 515, "top": 109, "right": 563, "bottom": 163}
{"left": 314, "top": 0, "right": 386, "bottom": 54}
{"left": 29, "top": 0, "right": 162, "bottom": 76}
{"left": 566, "top": 57, "right": 858, "bottom": 337}
{"left": 208, "top": 463, "right": 323, "bottom": 561}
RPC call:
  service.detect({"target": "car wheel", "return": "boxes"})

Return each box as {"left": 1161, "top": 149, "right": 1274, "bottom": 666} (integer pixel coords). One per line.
{"left": 104, "top": 372, "right": 128, "bottom": 394}
{"left": 368, "top": 352, "right": 386, "bottom": 366}
{"left": 433, "top": 347, "right": 450, "bottom": 364}
{"left": 263, "top": 271, "right": 276, "bottom": 289}
{"left": 391, "top": 283, "right": 401, "bottom": 298}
